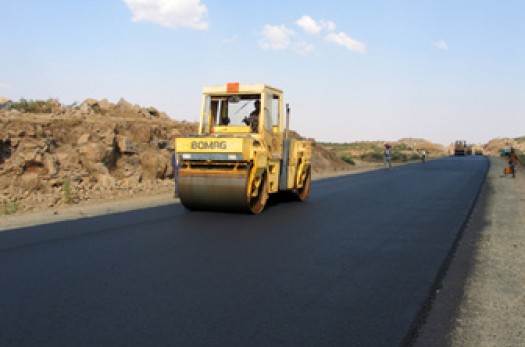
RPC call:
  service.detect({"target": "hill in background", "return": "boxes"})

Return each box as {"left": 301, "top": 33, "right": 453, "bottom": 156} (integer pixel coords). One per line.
{"left": 320, "top": 138, "right": 449, "bottom": 164}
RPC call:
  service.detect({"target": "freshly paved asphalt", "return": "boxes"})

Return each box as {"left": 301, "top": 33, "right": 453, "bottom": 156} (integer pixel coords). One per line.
{"left": 0, "top": 156, "right": 488, "bottom": 347}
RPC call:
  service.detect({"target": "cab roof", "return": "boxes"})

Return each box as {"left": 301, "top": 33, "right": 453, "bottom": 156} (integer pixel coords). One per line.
{"left": 203, "top": 83, "right": 283, "bottom": 95}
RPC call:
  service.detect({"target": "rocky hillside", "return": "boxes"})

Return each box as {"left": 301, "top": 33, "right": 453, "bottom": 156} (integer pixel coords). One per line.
{"left": 0, "top": 98, "right": 201, "bottom": 214}
{"left": 482, "top": 137, "right": 525, "bottom": 155}
{"left": 0, "top": 98, "right": 352, "bottom": 214}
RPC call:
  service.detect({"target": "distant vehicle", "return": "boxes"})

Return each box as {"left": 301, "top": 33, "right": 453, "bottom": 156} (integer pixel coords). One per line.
{"left": 454, "top": 140, "right": 467, "bottom": 156}
{"left": 474, "top": 147, "right": 484, "bottom": 155}
{"left": 500, "top": 148, "right": 511, "bottom": 157}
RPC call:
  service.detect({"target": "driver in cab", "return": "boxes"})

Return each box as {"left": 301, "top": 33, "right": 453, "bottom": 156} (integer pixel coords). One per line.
{"left": 243, "top": 100, "right": 260, "bottom": 132}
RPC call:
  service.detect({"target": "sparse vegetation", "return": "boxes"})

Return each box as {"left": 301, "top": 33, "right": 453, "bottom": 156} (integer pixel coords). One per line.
{"left": 2, "top": 199, "right": 19, "bottom": 215}
{"left": 360, "top": 152, "right": 384, "bottom": 162}
{"left": 394, "top": 143, "right": 414, "bottom": 151}
{"left": 410, "top": 153, "right": 422, "bottom": 161}
{"left": 62, "top": 178, "right": 72, "bottom": 204}
{"left": 10, "top": 98, "right": 59, "bottom": 113}
{"left": 319, "top": 140, "right": 446, "bottom": 164}
{"left": 341, "top": 155, "right": 355, "bottom": 165}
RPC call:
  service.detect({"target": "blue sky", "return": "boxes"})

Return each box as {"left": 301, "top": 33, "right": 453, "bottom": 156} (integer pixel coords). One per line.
{"left": 1, "top": 0, "right": 524, "bottom": 145}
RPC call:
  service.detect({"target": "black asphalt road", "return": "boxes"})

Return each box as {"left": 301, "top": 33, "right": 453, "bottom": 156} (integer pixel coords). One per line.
{"left": 0, "top": 156, "right": 488, "bottom": 347}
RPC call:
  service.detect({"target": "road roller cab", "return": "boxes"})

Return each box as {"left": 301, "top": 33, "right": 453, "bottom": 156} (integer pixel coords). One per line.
{"left": 454, "top": 140, "right": 467, "bottom": 156}
{"left": 175, "top": 83, "right": 313, "bottom": 213}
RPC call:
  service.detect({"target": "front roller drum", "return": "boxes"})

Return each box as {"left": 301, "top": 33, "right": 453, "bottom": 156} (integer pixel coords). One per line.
{"left": 178, "top": 170, "right": 268, "bottom": 214}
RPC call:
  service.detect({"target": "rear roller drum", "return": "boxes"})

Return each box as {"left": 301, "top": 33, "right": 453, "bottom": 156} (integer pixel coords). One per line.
{"left": 294, "top": 167, "right": 311, "bottom": 201}
{"left": 248, "top": 174, "right": 268, "bottom": 214}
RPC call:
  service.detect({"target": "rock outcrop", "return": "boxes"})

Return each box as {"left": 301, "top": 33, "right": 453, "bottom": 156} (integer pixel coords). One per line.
{"left": 0, "top": 98, "right": 197, "bottom": 213}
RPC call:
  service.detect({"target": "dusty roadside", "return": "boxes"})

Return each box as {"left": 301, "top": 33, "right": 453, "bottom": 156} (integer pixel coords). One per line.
{"left": 413, "top": 156, "right": 525, "bottom": 346}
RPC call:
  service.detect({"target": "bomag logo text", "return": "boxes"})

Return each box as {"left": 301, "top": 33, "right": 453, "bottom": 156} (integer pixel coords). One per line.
{"left": 191, "top": 141, "right": 227, "bottom": 150}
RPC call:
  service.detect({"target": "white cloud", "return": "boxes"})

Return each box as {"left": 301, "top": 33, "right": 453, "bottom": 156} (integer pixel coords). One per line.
{"left": 433, "top": 39, "right": 449, "bottom": 51}
{"left": 0, "top": 82, "right": 13, "bottom": 90}
{"left": 296, "top": 15, "right": 335, "bottom": 35}
{"left": 260, "top": 17, "right": 365, "bottom": 56}
{"left": 259, "top": 25, "right": 294, "bottom": 50}
{"left": 123, "top": 0, "right": 208, "bottom": 30}
{"left": 296, "top": 15, "right": 321, "bottom": 35}
{"left": 325, "top": 32, "right": 366, "bottom": 54}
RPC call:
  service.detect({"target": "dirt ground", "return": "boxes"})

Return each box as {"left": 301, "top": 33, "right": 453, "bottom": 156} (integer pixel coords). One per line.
{"left": 414, "top": 156, "right": 525, "bottom": 346}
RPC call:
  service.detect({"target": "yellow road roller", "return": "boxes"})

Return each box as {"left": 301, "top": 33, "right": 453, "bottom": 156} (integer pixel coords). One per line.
{"left": 454, "top": 140, "right": 467, "bottom": 156}
{"left": 175, "top": 83, "right": 313, "bottom": 213}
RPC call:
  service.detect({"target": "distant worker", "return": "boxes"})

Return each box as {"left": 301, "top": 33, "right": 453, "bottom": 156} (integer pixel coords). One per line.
{"left": 171, "top": 149, "right": 179, "bottom": 197}
{"left": 384, "top": 144, "right": 392, "bottom": 169}
{"left": 509, "top": 147, "right": 520, "bottom": 178}
{"left": 421, "top": 149, "right": 427, "bottom": 163}
{"left": 243, "top": 100, "right": 260, "bottom": 132}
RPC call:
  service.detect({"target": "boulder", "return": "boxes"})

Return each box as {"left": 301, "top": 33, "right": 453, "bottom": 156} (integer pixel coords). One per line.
{"left": 140, "top": 152, "right": 169, "bottom": 179}
{"left": 87, "top": 162, "right": 109, "bottom": 175}
{"left": 170, "top": 128, "right": 182, "bottom": 138}
{"left": 78, "top": 143, "right": 107, "bottom": 163}
{"left": 56, "top": 150, "right": 80, "bottom": 168}
{"left": 43, "top": 155, "right": 59, "bottom": 178}
{"left": 96, "top": 173, "right": 116, "bottom": 188}
{"left": 85, "top": 98, "right": 98, "bottom": 107}
{"left": 131, "top": 104, "right": 141, "bottom": 113}
{"left": 101, "top": 131, "right": 116, "bottom": 146}
{"left": 122, "top": 174, "right": 142, "bottom": 187}
{"left": 147, "top": 107, "right": 159, "bottom": 117}
{"left": 21, "top": 150, "right": 40, "bottom": 162}
{"left": 79, "top": 102, "right": 91, "bottom": 114}
{"left": 117, "top": 98, "right": 132, "bottom": 110}
{"left": 0, "top": 96, "right": 11, "bottom": 110}
{"left": 44, "top": 137, "right": 58, "bottom": 152}
{"left": 117, "top": 136, "right": 135, "bottom": 154}
{"left": 129, "top": 124, "right": 151, "bottom": 144}
{"left": 19, "top": 172, "right": 45, "bottom": 192}
{"left": 98, "top": 99, "right": 112, "bottom": 112}
{"left": 77, "top": 133, "right": 91, "bottom": 145}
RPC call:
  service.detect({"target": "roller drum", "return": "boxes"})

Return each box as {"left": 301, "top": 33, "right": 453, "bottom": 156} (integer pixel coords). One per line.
{"left": 178, "top": 170, "right": 251, "bottom": 212}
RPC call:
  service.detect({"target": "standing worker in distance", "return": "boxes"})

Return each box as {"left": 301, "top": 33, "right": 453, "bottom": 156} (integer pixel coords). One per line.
{"left": 509, "top": 147, "right": 520, "bottom": 178}
{"left": 384, "top": 144, "right": 392, "bottom": 169}
{"left": 171, "top": 148, "right": 180, "bottom": 197}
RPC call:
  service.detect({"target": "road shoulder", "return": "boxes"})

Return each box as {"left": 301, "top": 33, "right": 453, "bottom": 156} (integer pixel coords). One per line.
{"left": 412, "top": 156, "right": 525, "bottom": 346}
